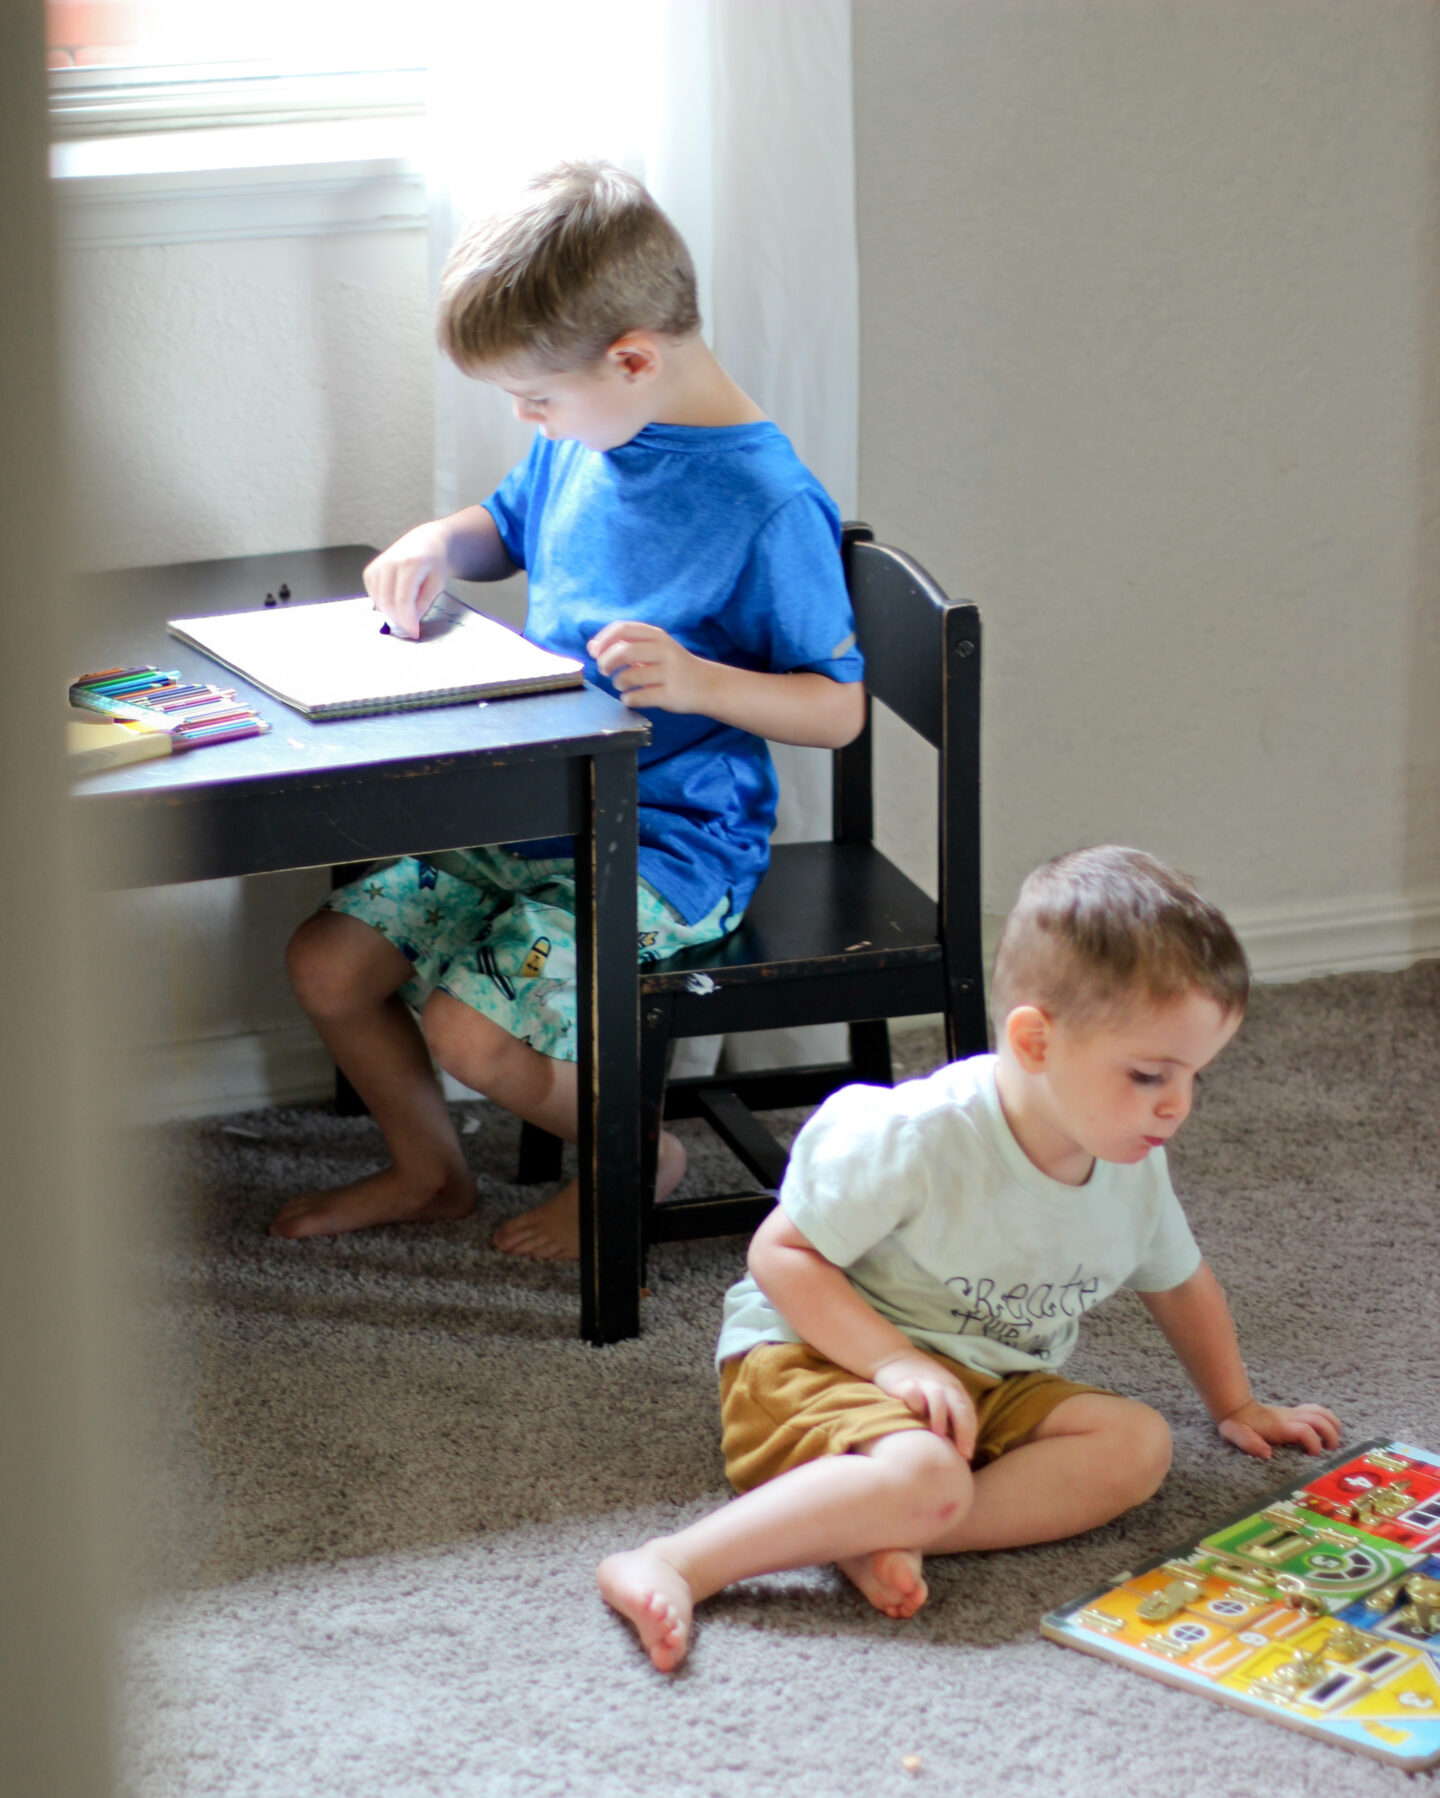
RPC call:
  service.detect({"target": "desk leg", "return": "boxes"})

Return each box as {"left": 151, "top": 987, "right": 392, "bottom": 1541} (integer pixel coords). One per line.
{"left": 330, "top": 861, "right": 372, "bottom": 1117}
{"left": 575, "top": 748, "right": 641, "bottom": 1344}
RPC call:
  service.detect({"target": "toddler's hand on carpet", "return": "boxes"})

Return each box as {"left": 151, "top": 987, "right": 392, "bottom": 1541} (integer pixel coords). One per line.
{"left": 872, "top": 1354, "right": 977, "bottom": 1458}
{"left": 1218, "top": 1399, "right": 1341, "bottom": 1459}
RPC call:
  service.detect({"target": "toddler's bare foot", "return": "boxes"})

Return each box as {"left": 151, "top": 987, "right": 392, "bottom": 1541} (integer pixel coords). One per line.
{"left": 492, "top": 1130, "right": 687, "bottom": 1260}
{"left": 597, "top": 1545, "right": 695, "bottom": 1672}
{"left": 269, "top": 1162, "right": 475, "bottom": 1239}
{"left": 836, "top": 1548, "right": 928, "bottom": 1619}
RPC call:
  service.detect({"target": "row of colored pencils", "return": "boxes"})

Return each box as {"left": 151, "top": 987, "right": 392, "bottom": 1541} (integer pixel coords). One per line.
{"left": 68, "top": 664, "right": 269, "bottom": 748}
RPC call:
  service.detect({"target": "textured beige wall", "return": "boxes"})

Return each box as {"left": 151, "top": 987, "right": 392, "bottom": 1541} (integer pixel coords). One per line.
{"left": 63, "top": 231, "right": 433, "bottom": 571}
{"left": 855, "top": 0, "right": 1440, "bottom": 925}
{"left": 62, "top": 227, "right": 436, "bottom": 1103}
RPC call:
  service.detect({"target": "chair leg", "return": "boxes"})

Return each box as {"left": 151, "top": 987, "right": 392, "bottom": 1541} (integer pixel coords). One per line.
{"left": 330, "top": 862, "right": 376, "bottom": 1119}
{"left": 639, "top": 991, "right": 676, "bottom": 1273}
{"left": 848, "top": 1018, "right": 894, "bottom": 1087}
{"left": 517, "top": 1120, "right": 564, "bottom": 1184}
{"left": 944, "top": 948, "right": 991, "bottom": 1063}
{"left": 334, "top": 1067, "right": 368, "bottom": 1117}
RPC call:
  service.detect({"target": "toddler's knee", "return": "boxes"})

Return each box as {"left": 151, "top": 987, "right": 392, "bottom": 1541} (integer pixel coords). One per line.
{"left": 869, "top": 1430, "right": 973, "bottom": 1531}
{"left": 1113, "top": 1403, "right": 1172, "bottom": 1506}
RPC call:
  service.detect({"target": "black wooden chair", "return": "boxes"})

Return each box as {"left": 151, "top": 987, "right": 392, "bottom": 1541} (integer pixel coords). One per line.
{"left": 516, "top": 522, "right": 987, "bottom": 1264}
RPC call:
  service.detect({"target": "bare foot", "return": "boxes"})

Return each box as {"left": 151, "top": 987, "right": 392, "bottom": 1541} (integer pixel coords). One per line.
{"left": 836, "top": 1548, "right": 929, "bottom": 1619}
{"left": 597, "top": 1545, "right": 695, "bottom": 1672}
{"left": 269, "top": 1162, "right": 475, "bottom": 1239}
{"left": 492, "top": 1130, "right": 687, "bottom": 1261}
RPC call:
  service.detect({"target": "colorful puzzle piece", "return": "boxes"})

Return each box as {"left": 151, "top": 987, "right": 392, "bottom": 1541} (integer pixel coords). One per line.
{"left": 1201, "top": 1504, "right": 1413, "bottom": 1608}
{"left": 1041, "top": 1440, "right": 1440, "bottom": 1770}
{"left": 1299, "top": 1448, "right": 1440, "bottom": 1551}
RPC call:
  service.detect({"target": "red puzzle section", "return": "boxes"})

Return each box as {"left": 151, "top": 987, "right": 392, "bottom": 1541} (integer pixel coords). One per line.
{"left": 1301, "top": 1450, "right": 1440, "bottom": 1551}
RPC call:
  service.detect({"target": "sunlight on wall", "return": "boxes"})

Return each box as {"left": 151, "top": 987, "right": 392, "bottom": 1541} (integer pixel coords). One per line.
{"left": 428, "top": 2, "right": 662, "bottom": 222}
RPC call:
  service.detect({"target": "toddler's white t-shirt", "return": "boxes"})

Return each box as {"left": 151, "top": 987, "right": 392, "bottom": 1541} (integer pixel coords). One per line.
{"left": 715, "top": 1054, "right": 1201, "bottom": 1376}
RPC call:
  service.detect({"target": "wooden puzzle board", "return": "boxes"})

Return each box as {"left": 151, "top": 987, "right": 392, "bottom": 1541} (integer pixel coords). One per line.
{"left": 1042, "top": 1440, "right": 1440, "bottom": 1770}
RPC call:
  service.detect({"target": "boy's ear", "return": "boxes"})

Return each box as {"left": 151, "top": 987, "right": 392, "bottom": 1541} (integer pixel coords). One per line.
{"left": 606, "top": 332, "right": 663, "bottom": 383}
{"left": 1005, "top": 1005, "right": 1053, "bottom": 1074}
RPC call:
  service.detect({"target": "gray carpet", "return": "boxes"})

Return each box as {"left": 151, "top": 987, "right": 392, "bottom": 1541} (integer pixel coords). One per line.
{"left": 120, "top": 966, "right": 1440, "bottom": 1796}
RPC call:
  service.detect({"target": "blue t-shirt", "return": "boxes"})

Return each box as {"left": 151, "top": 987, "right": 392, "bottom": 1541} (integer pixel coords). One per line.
{"left": 483, "top": 421, "right": 864, "bottom": 923}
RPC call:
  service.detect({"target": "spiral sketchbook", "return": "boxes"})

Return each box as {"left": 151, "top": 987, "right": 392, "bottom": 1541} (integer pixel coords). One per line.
{"left": 167, "top": 591, "right": 583, "bottom": 720}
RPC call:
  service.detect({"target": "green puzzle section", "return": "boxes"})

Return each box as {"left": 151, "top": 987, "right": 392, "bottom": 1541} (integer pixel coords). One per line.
{"left": 1201, "top": 1504, "right": 1416, "bottom": 1608}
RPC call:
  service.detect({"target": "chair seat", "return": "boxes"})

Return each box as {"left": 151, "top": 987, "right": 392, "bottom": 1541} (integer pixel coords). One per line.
{"left": 641, "top": 842, "right": 947, "bottom": 1038}
{"left": 644, "top": 841, "right": 941, "bottom": 989}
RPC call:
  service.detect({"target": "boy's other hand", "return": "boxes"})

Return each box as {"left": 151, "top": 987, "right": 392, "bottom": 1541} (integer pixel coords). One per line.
{"left": 1218, "top": 1398, "right": 1342, "bottom": 1459}
{"left": 588, "top": 621, "right": 713, "bottom": 714}
{"left": 364, "top": 524, "right": 451, "bottom": 641}
{"left": 872, "top": 1354, "right": 978, "bottom": 1459}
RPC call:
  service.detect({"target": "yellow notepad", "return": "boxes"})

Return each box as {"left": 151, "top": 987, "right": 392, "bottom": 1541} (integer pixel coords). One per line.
{"left": 167, "top": 591, "right": 584, "bottom": 720}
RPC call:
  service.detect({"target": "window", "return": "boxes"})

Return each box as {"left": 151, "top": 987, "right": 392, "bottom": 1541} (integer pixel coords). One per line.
{"left": 47, "top": 1, "right": 425, "bottom": 137}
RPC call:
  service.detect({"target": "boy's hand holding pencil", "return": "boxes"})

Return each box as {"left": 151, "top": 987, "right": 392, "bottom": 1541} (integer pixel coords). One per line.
{"left": 364, "top": 523, "right": 452, "bottom": 641}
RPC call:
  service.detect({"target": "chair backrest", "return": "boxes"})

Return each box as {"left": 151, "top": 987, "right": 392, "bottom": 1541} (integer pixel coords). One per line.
{"left": 843, "top": 532, "right": 956, "bottom": 749}
{"left": 832, "top": 524, "right": 986, "bottom": 1058}
{"left": 833, "top": 523, "right": 981, "bottom": 859}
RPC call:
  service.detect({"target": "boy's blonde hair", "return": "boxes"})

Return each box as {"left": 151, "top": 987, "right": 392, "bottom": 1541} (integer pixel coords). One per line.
{"left": 990, "top": 846, "right": 1249, "bottom": 1032}
{"left": 436, "top": 161, "right": 700, "bottom": 374}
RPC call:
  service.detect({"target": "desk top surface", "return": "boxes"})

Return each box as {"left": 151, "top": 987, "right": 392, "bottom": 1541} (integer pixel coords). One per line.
{"left": 71, "top": 546, "right": 648, "bottom": 804}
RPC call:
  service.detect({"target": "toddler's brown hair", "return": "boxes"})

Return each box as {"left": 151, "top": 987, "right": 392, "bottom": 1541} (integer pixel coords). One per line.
{"left": 991, "top": 845, "right": 1249, "bottom": 1032}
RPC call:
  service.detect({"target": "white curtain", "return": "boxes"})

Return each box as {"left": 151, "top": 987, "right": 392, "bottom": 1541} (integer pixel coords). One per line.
{"left": 427, "top": 0, "right": 858, "bottom": 1073}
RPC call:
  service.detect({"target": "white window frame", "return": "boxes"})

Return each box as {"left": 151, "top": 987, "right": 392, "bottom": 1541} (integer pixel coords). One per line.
{"left": 50, "top": 59, "right": 428, "bottom": 250}
{"left": 49, "top": 61, "right": 425, "bottom": 139}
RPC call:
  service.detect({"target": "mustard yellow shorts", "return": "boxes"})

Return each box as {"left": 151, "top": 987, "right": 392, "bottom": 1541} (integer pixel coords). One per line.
{"left": 719, "top": 1341, "right": 1114, "bottom": 1494}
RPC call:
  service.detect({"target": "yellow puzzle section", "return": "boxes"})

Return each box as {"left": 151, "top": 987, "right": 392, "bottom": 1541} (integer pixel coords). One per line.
{"left": 1076, "top": 1563, "right": 1440, "bottom": 1722}
{"left": 1341, "top": 1654, "right": 1440, "bottom": 1724}
{"left": 1216, "top": 1632, "right": 1440, "bottom": 1725}
{"left": 1076, "top": 1565, "right": 1275, "bottom": 1659}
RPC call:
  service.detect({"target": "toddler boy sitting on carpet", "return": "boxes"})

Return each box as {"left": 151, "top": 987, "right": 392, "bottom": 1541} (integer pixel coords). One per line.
{"left": 598, "top": 845, "right": 1341, "bottom": 1670}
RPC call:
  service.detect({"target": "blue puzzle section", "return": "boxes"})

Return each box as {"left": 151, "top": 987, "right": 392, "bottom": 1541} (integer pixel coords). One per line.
{"left": 1335, "top": 1553, "right": 1440, "bottom": 1657}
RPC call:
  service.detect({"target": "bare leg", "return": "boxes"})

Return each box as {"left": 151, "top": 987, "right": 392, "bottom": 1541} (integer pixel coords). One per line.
{"left": 599, "top": 1397, "right": 1172, "bottom": 1671}
{"left": 422, "top": 991, "right": 685, "bottom": 1262}
{"left": 923, "top": 1394, "right": 1173, "bottom": 1554}
{"left": 834, "top": 1396, "right": 1170, "bottom": 1623}
{"left": 598, "top": 1429, "right": 970, "bottom": 1671}
{"left": 270, "top": 912, "right": 476, "bottom": 1238}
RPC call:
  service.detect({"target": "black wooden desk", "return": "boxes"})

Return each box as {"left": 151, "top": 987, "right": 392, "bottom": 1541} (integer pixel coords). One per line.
{"left": 71, "top": 546, "right": 651, "bottom": 1344}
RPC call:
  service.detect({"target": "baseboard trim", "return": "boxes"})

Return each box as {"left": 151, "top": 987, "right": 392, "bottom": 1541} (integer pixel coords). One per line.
{"left": 129, "top": 1026, "right": 335, "bottom": 1123}
{"left": 131, "top": 894, "right": 1440, "bottom": 1119}
{"left": 128, "top": 1023, "right": 486, "bottom": 1122}
{"left": 1230, "top": 890, "right": 1440, "bottom": 984}
{"left": 987, "top": 892, "right": 1440, "bottom": 987}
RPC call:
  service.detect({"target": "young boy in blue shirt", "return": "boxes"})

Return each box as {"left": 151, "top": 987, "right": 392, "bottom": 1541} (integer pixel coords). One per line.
{"left": 598, "top": 847, "right": 1341, "bottom": 1671}
{"left": 271, "top": 162, "right": 865, "bottom": 1257}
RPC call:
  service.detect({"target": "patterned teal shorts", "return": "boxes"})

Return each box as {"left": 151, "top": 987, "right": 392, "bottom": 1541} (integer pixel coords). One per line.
{"left": 324, "top": 846, "right": 739, "bottom": 1063}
